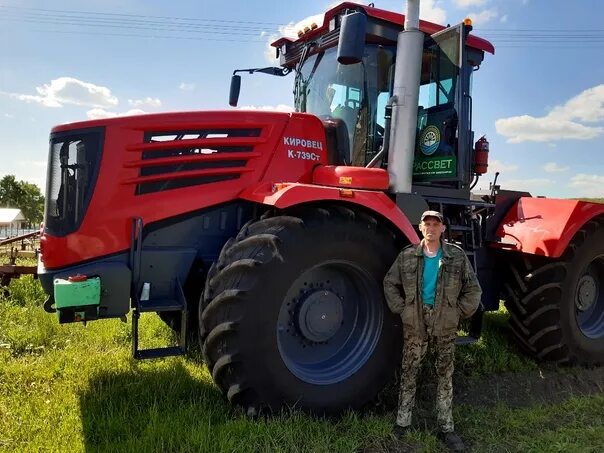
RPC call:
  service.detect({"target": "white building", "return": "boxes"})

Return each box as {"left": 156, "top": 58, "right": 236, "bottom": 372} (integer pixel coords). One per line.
{"left": 0, "top": 208, "right": 26, "bottom": 238}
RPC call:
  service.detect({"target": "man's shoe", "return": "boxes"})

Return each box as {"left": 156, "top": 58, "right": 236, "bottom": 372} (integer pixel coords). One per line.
{"left": 438, "top": 431, "right": 465, "bottom": 451}
{"left": 392, "top": 424, "right": 409, "bottom": 441}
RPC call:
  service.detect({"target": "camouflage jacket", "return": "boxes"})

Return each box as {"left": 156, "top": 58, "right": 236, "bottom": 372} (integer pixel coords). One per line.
{"left": 383, "top": 240, "right": 482, "bottom": 338}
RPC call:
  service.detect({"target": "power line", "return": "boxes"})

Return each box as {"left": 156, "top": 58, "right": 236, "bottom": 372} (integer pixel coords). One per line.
{"left": 0, "top": 16, "right": 266, "bottom": 37}
{"left": 18, "top": 28, "right": 265, "bottom": 43}
{"left": 489, "top": 38, "right": 604, "bottom": 42}
{"left": 496, "top": 44, "right": 604, "bottom": 48}
{"left": 480, "top": 33, "right": 604, "bottom": 37}
{"left": 11, "top": 26, "right": 600, "bottom": 48}
{"left": 476, "top": 27, "right": 604, "bottom": 32}
{"left": 0, "top": 9, "right": 287, "bottom": 33}
{"left": 1, "top": 4, "right": 602, "bottom": 49}
{"left": 3, "top": 3, "right": 602, "bottom": 38}
{"left": 0, "top": 4, "right": 294, "bottom": 28}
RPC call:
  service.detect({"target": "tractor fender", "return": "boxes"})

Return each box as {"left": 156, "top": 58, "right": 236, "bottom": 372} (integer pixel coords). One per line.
{"left": 493, "top": 197, "right": 604, "bottom": 258}
{"left": 239, "top": 182, "right": 420, "bottom": 244}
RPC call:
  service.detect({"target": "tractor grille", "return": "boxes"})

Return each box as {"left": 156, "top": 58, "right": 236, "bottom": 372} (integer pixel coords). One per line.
{"left": 44, "top": 127, "right": 104, "bottom": 236}
{"left": 130, "top": 128, "right": 261, "bottom": 195}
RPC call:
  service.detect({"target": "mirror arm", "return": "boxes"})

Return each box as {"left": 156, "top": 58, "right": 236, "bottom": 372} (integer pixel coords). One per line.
{"left": 233, "top": 67, "right": 291, "bottom": 77}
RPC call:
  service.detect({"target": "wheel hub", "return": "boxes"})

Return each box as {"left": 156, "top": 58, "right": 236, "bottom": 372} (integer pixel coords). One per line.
{"left": 276, "top": 261, "right": 384, "bottom": 385}
{"left": 297, "top": 290, "right": 343, "bottom": 343}
{"left": 577, "top": 274, "right": 597, "bottom": 312}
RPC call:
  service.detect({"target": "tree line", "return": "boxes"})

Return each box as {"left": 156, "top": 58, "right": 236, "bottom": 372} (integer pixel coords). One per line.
{"left": 0, "top": 175, "right": 45, "bottom": 226}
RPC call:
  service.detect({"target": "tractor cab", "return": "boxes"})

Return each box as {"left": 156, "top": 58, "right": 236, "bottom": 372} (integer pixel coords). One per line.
{"left": 293, "top": 43, "right": 394, "bottom": 167}
{"left": 272, "top": 3, "right": 493, "bottom": 198}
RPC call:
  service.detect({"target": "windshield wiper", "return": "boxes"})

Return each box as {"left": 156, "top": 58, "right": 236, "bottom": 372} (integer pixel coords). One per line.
{"left": 294, "top": 43, "right": 320, "bottom": 111}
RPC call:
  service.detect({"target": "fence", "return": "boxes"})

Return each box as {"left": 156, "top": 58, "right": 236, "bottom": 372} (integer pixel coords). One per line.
{"left": 0, "top": 227, "right": 38, "bottom": 241}
{"left": 0, "top": 230, "right": 40, "bottom": 257}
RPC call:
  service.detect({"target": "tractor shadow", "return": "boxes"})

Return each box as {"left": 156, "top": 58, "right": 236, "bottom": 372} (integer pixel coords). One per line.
{"left": 78, "top": 359, "right": 231, "bottom": 452}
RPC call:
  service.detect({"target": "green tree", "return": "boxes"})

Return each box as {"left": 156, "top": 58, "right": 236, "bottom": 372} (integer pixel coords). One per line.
{"left": 18, "top": 181, "right": 45, "bottom": 226}
{"left": 0, "top": 175, "right": 23, "bottom": 207}
{"left": 0, "top": 175, "right": 45, "bottom": 226}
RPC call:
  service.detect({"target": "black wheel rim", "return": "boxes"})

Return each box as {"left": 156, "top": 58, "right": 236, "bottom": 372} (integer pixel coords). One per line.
{"left": 276, "top": 261, "right": 384, "bottom": 385}
{"left": 575, "top": 257, "right": 604, "bottom": 339}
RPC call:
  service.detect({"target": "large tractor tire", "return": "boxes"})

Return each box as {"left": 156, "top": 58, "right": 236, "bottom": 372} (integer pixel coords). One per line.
{"left": 503, "top": 219, "right": 604, "bottom": 365}
{"left": 199, "top": 206, "right": 402, "bottom": 414}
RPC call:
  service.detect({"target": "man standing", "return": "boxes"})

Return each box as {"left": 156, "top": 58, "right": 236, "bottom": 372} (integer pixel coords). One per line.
{"left": 384, "top": 210, "right": 482, "bottom": 451}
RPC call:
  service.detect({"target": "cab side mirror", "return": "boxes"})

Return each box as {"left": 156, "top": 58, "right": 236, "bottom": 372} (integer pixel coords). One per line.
{"left": 337, "top": 11, "right": 367, "bottom": 65}
{"left": 229, "top": 75, "right": 241, "bottom": 107}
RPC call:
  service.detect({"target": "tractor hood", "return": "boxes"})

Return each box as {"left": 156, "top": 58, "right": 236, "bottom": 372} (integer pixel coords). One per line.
{"left": 43, "top": 110, "right": 328, "bottom": 269}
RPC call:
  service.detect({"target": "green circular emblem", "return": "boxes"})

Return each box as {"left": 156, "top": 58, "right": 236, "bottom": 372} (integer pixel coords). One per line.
{"left": 419, "top": 125, "right": 441, "bottom": 155}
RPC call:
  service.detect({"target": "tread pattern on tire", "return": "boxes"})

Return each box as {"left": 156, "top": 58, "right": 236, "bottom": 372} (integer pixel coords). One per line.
{"left": 199, "top": 205, "right": 399, "bottom": 412}
{"left": 502, "top": 218, "right": 604, "bottom": 364}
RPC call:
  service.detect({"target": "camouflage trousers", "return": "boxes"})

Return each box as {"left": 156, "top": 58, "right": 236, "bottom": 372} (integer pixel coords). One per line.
{"left": 396, "top": 304, "right": 456, "bottom": 433}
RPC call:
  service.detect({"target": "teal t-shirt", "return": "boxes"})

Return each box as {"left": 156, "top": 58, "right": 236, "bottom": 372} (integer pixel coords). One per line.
{"left": 422, "top": 248, "right": 442, "bottom": 306}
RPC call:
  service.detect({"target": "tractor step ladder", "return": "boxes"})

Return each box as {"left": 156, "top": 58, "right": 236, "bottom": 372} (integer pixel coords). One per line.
{"left": 447, "top": 222, "right": 478, "bottom": 271}
{"left": 130, "top": 218, "right": 188, "bottom": 360}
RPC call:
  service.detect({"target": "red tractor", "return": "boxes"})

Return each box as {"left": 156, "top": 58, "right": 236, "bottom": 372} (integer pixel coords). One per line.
{"left": 38, "top": 1, "right": 604, "bottom": 415}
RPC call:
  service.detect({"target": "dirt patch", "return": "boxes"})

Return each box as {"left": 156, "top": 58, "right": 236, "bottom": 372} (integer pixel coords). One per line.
{"left": 362, "top": 366, "right": 604, "bottom": 453}
{"left": 374, "top": 364, "right": 604, "bottom": 413}
{"left": 454, "top": 365, "right": 604, "bottom": 409}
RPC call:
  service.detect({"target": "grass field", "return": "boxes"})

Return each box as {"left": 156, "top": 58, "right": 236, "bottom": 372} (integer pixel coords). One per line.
{"left": 1, "top": 265, "right": 603, "bottom": 452}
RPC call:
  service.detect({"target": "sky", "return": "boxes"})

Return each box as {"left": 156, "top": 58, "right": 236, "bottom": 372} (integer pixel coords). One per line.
{"left": 1, "top": 0, "right": 604, "bottom": 198}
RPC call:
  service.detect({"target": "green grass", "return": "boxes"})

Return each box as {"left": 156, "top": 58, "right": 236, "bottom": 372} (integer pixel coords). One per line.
{"left": 1, "top": 273, "right": 603, "bottom": 452}
{"left": 455, "top": 309, "right": 537, "bottom": 376}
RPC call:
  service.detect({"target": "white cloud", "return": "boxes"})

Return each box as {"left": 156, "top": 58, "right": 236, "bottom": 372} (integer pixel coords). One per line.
{"left": 543, "top": 162, "right": 569, "bottom": 173}
{"left": 128, "top": 97, "right": 161, "bottom": 108}
{"left": 86, "top": 108, "right": 146, "bottom": 120}
{"left": 496, "top": 116, "right": 602, "bottom": 143}
{"left": 12, "top": 175, "right": 45, "bottom": 191}
{"left": 238, "top": 104, "right": 294, "bottom": 112}
{"left": 179, "top": 82, "right": 195, "bottom": 91}
{"left": 489, "top": 160, "right": 519, "bottom": 173}
{"left": 496, "top": 84, "right": 604, "bottom": 143}
{"left": 569, "top": 173, "right": 604, "bottom": 197}
{"left": 327, "top": 1, "right": 346, "bottom": 8}
{"left": 264, "top": 12, "right": 323, "bottom": 63}
{"left": 453, "top": 0, "right": 486, "bottom": 7}
{"left": 500, "top": 14, "right": 508, "bottom": 23}
{"left": 466, "top": 8, "right": 498, "bottom": 26}
{"left": 548, "top": 85, "right": 604, "bottom": 123}
{"left": 3, "top": 77, "right": 118, "bottom": 108}
{"left": 18, "top": 160, "right": 46, "bottom": 168}
{"left": 3, "top": 113, "right": 14, "bottom": 118}
{"left": 420, "top": 0, "right": 447, "bottom": 24}
{"left": 9, "top": 92, "right": 60, "bottom": 107}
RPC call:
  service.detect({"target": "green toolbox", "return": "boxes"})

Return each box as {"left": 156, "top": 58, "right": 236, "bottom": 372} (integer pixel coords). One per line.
{"left": 53, "top": 275, "right": 101, "bottom": 323}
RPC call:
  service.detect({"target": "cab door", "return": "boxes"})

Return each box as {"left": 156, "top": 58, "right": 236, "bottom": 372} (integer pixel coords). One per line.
{"left": 413, "top": 23, "right": 473, "bottom": 189}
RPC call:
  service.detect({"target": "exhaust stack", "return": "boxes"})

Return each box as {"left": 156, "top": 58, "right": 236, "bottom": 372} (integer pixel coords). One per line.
{"left": 387, "top": 0, "right": 424, "bottom": 193}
